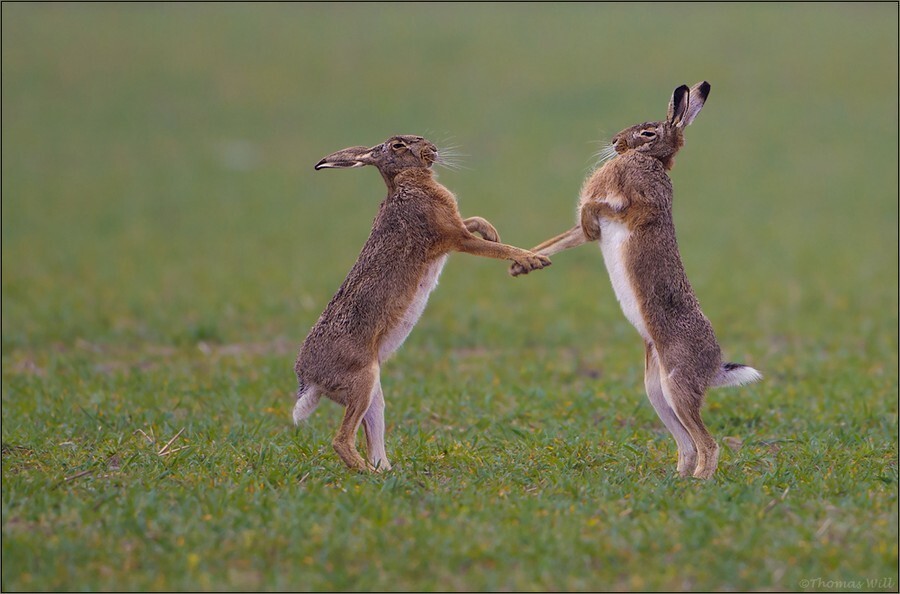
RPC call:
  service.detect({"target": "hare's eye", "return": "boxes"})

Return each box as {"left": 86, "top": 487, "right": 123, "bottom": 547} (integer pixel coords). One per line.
{"left": 640, "top": 130, "right": 657, "bottom": 138}
{"left": 392, "top": 142, "right": 406, "bottom": 150}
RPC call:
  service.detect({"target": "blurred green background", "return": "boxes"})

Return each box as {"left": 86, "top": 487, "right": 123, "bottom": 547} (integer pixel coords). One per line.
{"left": 3, "top": 3, "right": 896, "bottom": 351}
{"left": 2, "top": 3, "right": 897, "bottom": 591}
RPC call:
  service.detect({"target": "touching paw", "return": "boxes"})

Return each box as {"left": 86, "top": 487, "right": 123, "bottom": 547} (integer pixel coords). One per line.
{"left": 511, "top": 253, "right": 551, "bottom": 276}
{"left": 534, "top": 254, "right": 552, "bottom": 269}
{"left": 509, "top": 261, "right": 527, "bottom": 277}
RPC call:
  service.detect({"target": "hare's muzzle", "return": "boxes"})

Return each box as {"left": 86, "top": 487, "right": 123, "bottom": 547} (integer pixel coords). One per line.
{"left": 314, "top": 146, "right": 373, "bottom": 170}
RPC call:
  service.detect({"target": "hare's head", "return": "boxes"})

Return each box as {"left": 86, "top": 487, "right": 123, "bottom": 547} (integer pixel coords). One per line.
{"left": 606, "top": 82, "right": 710, "bottom": 170}
{"left": 315, "top": 135, "right": 439, "bottom": 181}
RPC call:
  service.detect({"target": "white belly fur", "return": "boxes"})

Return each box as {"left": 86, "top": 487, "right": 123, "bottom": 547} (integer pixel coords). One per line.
{"left": 378, "top": 255, "right": 448, "bottom": 362}
{"left": 598, "top": 219, "right": 650, "bottom": 341}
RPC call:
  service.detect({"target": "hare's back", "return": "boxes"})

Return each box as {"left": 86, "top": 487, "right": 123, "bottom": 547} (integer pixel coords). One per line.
{"left": 299, "top": 210, "right": 434, "bottom": 364}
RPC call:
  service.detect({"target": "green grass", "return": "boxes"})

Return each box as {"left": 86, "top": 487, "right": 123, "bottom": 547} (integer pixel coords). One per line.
{"left": 2, "top": 3, "right": 897, "bottom": 591}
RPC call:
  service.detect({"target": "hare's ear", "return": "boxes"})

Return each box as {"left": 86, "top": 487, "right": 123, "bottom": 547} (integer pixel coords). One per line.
{"left": 667, "top": 85, "right": 690, "bottom": 126}
{"left": 679, "top": 81, "right": 711, "bottom": 127}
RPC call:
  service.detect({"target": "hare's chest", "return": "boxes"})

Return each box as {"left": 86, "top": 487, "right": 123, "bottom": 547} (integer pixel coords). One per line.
{"left": 598, "top": 220, "right": 650, "bottom": 340}
{"left": 378, "top": 255, "right": 448, "bottom": 362}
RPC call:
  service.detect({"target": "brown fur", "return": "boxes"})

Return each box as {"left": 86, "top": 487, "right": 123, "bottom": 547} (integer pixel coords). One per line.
{"left": 296, "top": 135, "right": 551, "bottom": 472}
{"left": 512, "top": 83, "right": 761, "bottom": 479}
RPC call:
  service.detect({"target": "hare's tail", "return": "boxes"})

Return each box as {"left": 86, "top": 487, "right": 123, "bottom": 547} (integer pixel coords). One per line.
{"left": 711, "top": 362, "right": 762, "bottom": 388}
{"left": 293, "top": 380, "right": 322, "bottom": 425}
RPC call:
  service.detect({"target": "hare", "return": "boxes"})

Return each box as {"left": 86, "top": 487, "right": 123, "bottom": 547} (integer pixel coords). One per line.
{"left": 295, "top": 135, "right": 551, "bottom": 472}
{"left": 512, "top": 82, "right": 761, "bottom": 479}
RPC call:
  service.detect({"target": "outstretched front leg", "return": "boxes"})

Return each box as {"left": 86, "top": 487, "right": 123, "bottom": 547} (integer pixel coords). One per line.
{"left": 454, "top": 235, "right": 551, "bottom": 273}
{"left": 510, "top": 225, "right": 587, "bottom": 277}
{"left": 463, "top": 216, "right": 500, "bottom": 242}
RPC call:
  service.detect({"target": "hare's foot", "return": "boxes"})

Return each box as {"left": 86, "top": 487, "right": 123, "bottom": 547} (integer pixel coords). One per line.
{"left": 644, "top": 348, "right": 698, "bottom": 479}
{"left": 663, "top": 376, "right": 717, "bottom": 480}
{"left": 362, "top": 382, "right": 392, "bottom": 473}
{"left": 676, "top": 449, "right": 698, "bottom": 478}
{"left": 333, "top": 439, "right": 369, "bottom": 472}
{"left": 370, "top": 458, "right": 392, "bottom": 473}
{"left": 332, "top": 366, "right": 378, "bottom": 472}
{"left": 691, "top": 443, "right": 719, "bottom": 480}
{"left": 331, "top": 440, "right": 369, "bottom": 472}
{"left": 335, "top": 443, "right": 390, "bottom": 473}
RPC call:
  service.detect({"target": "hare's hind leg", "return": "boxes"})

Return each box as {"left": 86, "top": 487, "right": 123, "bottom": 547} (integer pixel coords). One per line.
{"left": 332, "top": 365, "right": 378, "bottom": 472}
{"left": 661, "top": 373, "right": 719, "bottom": 480}
{"left": 362, "top": 378, "right": 391, "bottom": 472}
{"left": 644, "top": 344, "right": 696, "bottom": 477}
{"left": 532, "top": 225, "right": 587, "bottom": 255}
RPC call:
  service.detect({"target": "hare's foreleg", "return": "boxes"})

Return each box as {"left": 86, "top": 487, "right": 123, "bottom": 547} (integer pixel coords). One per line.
{"left": 510, "top": 225, "right": 586, "bottom": 276}
{"left": 362, "top": 379, "right": 391, "bottom": 472}
{"left": 533, "top": 225, "right": 587, "bottom": 254}
{"left": 580, "top": 199, "right": 627, "bottom": 241}
{"left": 332, "top": 365, "right": 378, "bottom": 472}
{"left": 463, "top": 216, "right": 500, "bottom": 242}
{"left": 661, "top": 373, "right": 719, "bottom": 480}
{"left": 643, "top": 344, "right": 697, "bottom": 477}
{"left": 455, "top": 236, "right": 551, "bottom": 273}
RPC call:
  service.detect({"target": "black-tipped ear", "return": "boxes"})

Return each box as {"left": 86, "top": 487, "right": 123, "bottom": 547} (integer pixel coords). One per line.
{"left": 679, "top": 81, "right": 710, "bottom": 127}
{"left": 694, "top": 81, "right": 710, "bottom": 102}
{"left": 667, "top": 84, "right": 690, "bottom": 126}
{"left": 313, "top": 145, "right": 373, "bottom": 170}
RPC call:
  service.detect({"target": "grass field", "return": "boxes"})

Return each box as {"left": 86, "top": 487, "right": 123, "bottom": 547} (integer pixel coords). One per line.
{"left": 2, "top": 3, "right": 897, "bottom": 591}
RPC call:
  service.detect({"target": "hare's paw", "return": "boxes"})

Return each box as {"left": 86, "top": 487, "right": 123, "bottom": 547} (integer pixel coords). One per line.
{"left": 691, "top": 443, "right": 719, "bottom": 480}
{"left": 581, "top": 214, "right": 602, "bottom": 242}
{"left": 370, "top": 458, "right": 393, "bottom": 473}
{"left": 534, "top": 254, "right": 552, "bottom": 269}
{"left": 509, "top": 261, "right": 528, "bottom": 277}
{"left": 477, "top": 224, "right": 500, "bottom": 243}
{"left": 513, "top": 253, "right": 551, "bottom": 275}
{"left": 464, "top": 217, "right": 501, "bottom": 243}
{"left": 333, "top": 440, "right": 369, "bottom": 472}
{"left": 676, "top": 449, "right": 698, "bottom": 478}
{"left": 692, "top": 464, "right": 716, "bottom": 480}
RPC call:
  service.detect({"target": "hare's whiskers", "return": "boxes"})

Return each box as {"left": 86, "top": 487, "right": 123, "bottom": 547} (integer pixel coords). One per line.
{"left": 436, "top": 144, "right": 469, "bottom": 171}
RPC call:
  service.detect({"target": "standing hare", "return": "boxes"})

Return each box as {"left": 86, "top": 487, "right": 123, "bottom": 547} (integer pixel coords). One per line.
{"left": 512, "top": 82, "right": 761, "bottom": 479}
{"left": 296, "top": 135, "right": 551, "bottom": 472}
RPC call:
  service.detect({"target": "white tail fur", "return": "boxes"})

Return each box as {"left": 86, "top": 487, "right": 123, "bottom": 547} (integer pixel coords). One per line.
{"left": 292, "top": 385, "right": 322, "bottom": 425}
{"left": 712, "top": 363, "right": 762, "bottom": 388}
